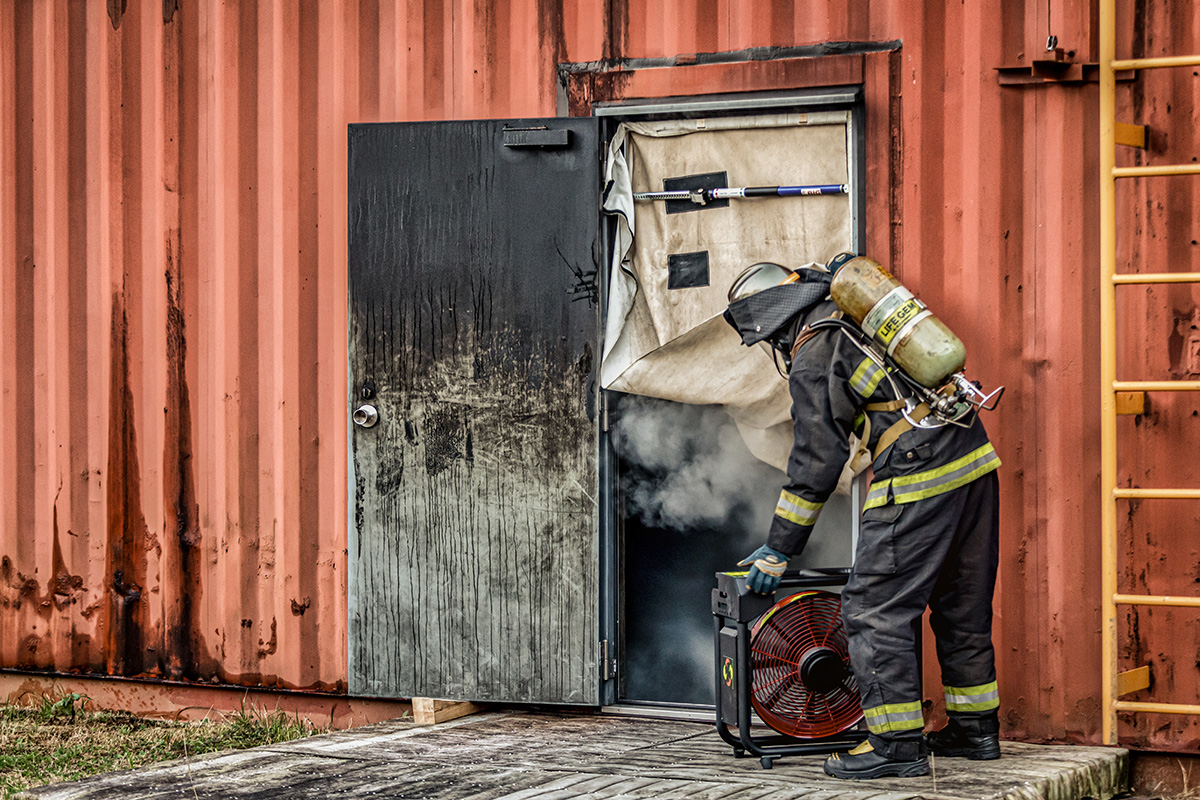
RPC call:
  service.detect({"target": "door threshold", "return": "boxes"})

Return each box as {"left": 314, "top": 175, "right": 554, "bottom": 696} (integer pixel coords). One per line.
{"left": 601, "top": 703, "right": 715, "bottom": 722}
{"left": 601, "top": 702, "right": 768, "bottom": 728}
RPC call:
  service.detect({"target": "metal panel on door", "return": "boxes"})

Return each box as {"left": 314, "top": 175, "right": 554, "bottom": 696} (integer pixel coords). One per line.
{"left": 348, "top": 119, "right": 601, "bottom": 704}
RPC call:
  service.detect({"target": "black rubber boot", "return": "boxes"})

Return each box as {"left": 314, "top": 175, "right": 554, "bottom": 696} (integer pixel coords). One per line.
{"left": 925, "top": 722, "right": 1001, "bottom": 760}
{"left": 823, "top": 740, "right": 930, "bottom": 780}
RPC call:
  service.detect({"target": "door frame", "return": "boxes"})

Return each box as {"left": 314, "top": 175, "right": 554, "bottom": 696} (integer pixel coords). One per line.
{"left": 579, "top": 64, "right": 889, "bottom": 708}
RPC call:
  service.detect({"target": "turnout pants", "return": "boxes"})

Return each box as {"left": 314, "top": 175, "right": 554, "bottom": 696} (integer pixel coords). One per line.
{"left": 841, "top": 470, "right": 1001, "bottom": 760}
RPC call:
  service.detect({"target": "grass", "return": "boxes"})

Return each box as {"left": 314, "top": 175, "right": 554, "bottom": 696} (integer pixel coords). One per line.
{"left": 0, "top": 690, "right": 321, "bottom": 799}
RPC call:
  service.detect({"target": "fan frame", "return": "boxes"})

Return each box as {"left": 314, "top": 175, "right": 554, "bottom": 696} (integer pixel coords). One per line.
{"left": 712, "top": 568, "right": 866, "bottom": 769}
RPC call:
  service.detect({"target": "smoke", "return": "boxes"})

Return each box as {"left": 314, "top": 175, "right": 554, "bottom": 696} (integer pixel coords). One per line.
{"left": 612, "top": 397, "right": 782, "bottom": 532}
{"left": 611, "top": 393, "right": 855, "bottom": 569}
{"left": 614, "top": 394, "right": 856, "bottom": 705}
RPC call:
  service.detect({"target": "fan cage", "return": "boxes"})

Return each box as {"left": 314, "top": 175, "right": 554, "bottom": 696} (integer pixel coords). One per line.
{"left": 749, "top": 589, "right": 863, "bottom": 738}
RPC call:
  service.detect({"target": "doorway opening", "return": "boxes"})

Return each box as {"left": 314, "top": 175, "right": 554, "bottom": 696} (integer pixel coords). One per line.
{"left": 611, "top": 395, "right": 855, "bottom": 707}
{"left": 595, "top": 90, "right": 866, "bottom": 709}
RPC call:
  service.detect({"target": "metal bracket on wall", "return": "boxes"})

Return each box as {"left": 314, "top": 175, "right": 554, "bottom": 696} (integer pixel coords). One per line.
{"left": 1116, "top": 665, "right": 1151, "bottom": 697}
{"left": 1115, "top": 122, "right": 1148, "bottom": 149}
{"left": 995, "top": 57, "right": 1134, "bottom": 86}
{"left": 1115, "top": 391, "right": 1145, "bottom": 416}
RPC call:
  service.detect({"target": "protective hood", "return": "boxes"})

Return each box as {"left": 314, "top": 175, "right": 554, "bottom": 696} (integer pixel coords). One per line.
{"left": 724, "top": 270, "right": 832, "bottom": 346}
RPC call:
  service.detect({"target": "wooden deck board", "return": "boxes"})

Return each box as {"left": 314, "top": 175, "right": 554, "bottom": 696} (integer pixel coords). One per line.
{"left": 16, "top": 712, "right": 1127, "bottom": 800}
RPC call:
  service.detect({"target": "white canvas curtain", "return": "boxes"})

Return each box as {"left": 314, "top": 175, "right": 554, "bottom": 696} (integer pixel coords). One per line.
{"left": 601, "top": 112, "right": 853, "bottom": 472}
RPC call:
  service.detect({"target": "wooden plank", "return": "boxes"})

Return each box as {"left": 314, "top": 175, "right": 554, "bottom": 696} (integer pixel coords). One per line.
{"left": 1115, "top": 391, "right": 1145, "bottom": 415}
{"left": 412, "top": 698, "right": 486, "bottom": 726}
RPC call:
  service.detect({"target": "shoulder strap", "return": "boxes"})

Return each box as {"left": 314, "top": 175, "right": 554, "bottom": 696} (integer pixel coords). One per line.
{"left": 872, "top": 402, "right": 931, "bottom": 460}
{"left": 791, "top": 310, "right": 843, "bottom": 361}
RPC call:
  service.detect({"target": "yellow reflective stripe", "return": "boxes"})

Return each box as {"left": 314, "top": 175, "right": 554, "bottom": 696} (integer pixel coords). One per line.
{"left": 863, "top": 480, "right": 891, "bottom": 510}
{"left": 775, "top": 489, "right": 824, "bottom": 527}
{"left": 890, "top": 443, "right": 1001, "bottom": 504}
{"left": 945, "top": 681, "right": 1000, "bottom": 712}
{"left": 863, "top": 701, "right": 924, "bottom": 733}
{"left": 849, "top": 358, "right": 873, "bottom": 391}
{"left": 946, "top": 681, "right": 999, "bottom": 695}
{"left": 849, "top": 357, "right": 885, "bottom": 397}
{"left": 864, "top": 445, "right": 1000, "bottom": 511}
{"left": 862, "top": 366, "right": 886, "bottom": 397}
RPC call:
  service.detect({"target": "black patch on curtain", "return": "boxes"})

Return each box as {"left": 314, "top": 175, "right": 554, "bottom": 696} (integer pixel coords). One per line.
{"left": 668, "top": 251, "right": 710, "bottom": 290}
{"left": 664, "top": 171, "right": 729, "bottom": 214}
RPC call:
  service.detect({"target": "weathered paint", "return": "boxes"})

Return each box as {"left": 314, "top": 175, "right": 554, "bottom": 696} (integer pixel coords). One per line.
{"left": 347, "top": 119, "right": 600, "bottom": 704}
{"left": 0, "top": 672, "right": 413, "bottom": 729}
{"left": 1, "top": 0, "right": 1198, "bottom": 751}
{"left": 0, "top": 0, "right": 349, "bottom": 693}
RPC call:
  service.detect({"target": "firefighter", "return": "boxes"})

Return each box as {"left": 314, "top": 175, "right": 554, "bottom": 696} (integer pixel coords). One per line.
{"left": 725, "top": 255, "right": 1002, "bottom": 780}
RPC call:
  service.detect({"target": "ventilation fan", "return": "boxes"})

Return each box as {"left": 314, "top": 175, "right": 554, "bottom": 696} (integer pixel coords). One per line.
{"left": 712, "top": 569, "right": 865, "bottom": 769}
{"left": 749, "top": 590, "right": 862, "bottom": 738}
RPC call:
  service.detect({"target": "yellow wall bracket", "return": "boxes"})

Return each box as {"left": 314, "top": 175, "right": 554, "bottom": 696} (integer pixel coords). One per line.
{"left": 1117, "top": 665, "right": 1151, "bottom": 696}
{"left": 1115, "top": 122, "right": 1147, "bottom": 148}
{"left": 1115, "top": 391, "right": 1145, "bottom": 415}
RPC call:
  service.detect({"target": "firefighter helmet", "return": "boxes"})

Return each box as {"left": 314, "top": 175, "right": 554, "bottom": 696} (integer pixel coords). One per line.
{"left": 725, "top": 262, "right": 831, "bottom": 349}
{"left": 727, "top": 262, "right": 797, "bottom": 303}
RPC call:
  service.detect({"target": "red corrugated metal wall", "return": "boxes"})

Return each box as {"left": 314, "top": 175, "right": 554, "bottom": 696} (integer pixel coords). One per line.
{"left": 1, "top": 0, "right": 1196, "bottom": 750}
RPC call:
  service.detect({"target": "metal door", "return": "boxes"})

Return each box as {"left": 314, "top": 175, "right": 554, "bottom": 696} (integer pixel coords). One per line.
{"left": 348, "top": 119, "right": 600, "bottom": 704}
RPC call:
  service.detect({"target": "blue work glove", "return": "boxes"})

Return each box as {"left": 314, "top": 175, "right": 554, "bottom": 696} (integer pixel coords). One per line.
{"left": 737, "top": 545, "right": 789, "bottom": 595}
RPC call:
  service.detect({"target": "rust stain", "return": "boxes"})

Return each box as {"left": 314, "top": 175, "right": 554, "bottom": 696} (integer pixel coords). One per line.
{"left": 1168, "top": 307, "right": 1200, "bottom": 377}
{"left": 290, "top": 597, "right": 312, "bottom": 616}
{"left": 162, "top": 233, "right": 206, "bottom": 681}
{"left": 1, "top": 556, "right": 40, "bottom": 604}
{"left": 887, "top": 49, "right": 904, "bottom": 271}
{"left": 50, "top": 507, "right": 85, "bottom": 606}
{"left": 198, "top": 668, "right": 346, "bottom": 694}
{"left": 592, "top": 69, "right": 635, "bottom": 106}
{"left": 105, "top": 294, "right": 149, "bottom": 677}
{"left": 602, "top": 0, "right": 627, "bottom": 63}
{"left": 20, "top": 634, "right": 42, "bottom": 661}
{"left": 565, "top": 72, "right": 595, "bottom": 118}
{"left": 106, "top": 0, "right": 126, "bottom": 30}
{"left": 258, "top": 618, "right": 278, "bottom": 658}
{"left": 537, "top": 0, "right": 567, "bottom": 70}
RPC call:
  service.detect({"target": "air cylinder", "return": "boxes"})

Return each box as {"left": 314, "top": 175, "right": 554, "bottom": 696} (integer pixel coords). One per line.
{"left": 829, "top": 256, "right": 966, "bottom": 388}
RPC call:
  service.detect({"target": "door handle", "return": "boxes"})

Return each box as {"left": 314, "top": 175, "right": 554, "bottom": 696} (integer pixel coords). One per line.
{"left": 353, "top": 404, "right": 379, "bottom": 428}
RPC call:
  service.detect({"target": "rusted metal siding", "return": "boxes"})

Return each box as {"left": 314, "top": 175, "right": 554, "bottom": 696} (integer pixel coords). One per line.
{"left": 0, "top": 0, "right": 350, "bottom": 691}
{"left": 1, "top": 0, "right": 1197, "bottom": 751}
{"left": 0, "top": 671, "right": 414, "bottom": 729}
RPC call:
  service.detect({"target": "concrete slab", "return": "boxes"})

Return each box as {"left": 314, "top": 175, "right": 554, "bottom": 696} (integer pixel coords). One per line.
{"left": 16, "top": 711, "right": 1128, "bottom": 800}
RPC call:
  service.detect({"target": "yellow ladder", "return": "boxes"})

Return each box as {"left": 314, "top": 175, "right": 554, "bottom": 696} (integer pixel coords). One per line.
{"left": 1099, "top": 0, "right": 1200, "bottom": 745}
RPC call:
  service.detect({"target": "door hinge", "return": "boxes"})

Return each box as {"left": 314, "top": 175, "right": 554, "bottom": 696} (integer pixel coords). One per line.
{"left": 600, "top": 639, "right": 617, "bottom": 681}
